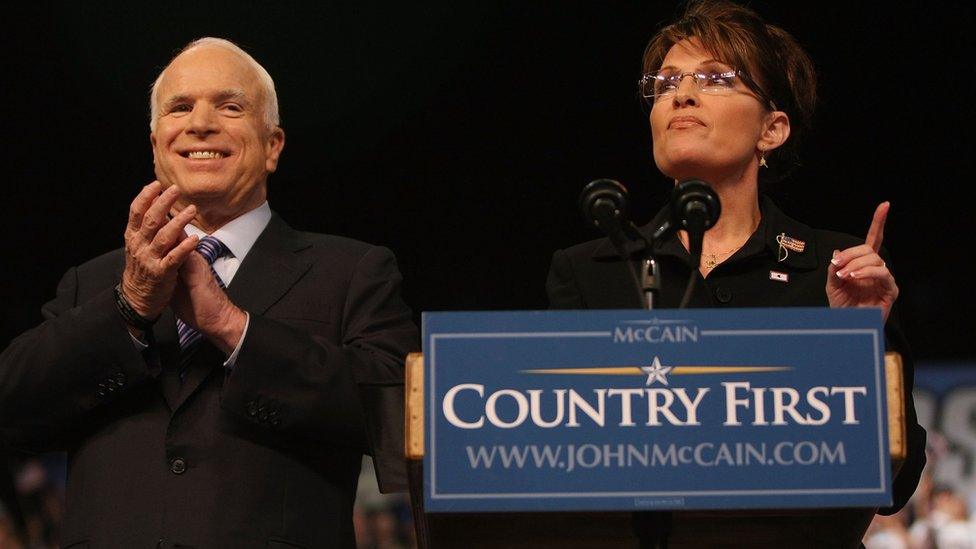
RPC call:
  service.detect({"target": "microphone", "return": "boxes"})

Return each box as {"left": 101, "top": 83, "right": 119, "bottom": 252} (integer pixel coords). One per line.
{"left": 579, "top": 179, "right": 647, "bottom": 249}
{"left": 652, "top": 179, "right": 721, "bottom": 243}
{"left": 672, "top": 179, "right": 721, "bottom": 234}
{"left": 651, "top": 179, "right": 722, "bottom": 309}
{"left": 578, "top": 179, "right": 655, "bottom": 309}
{"left": 578, "top": 179, "right": 630, "bottom": 245}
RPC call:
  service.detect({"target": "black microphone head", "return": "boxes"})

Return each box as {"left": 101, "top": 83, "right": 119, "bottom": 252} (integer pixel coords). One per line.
{"left": 671, "top": 179, "right": 721, "bottom": 231}
{"left": 579, "top": 179, "right": 629, "bottom": 229}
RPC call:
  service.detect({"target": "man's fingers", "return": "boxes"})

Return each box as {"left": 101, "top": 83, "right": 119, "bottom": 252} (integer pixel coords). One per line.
{"left": 161, "top": 234, "right": 200, "bottom": 270}
{"left": 139, "top": 185, "right": 181, "bottom": 240}
{"left": 865, "top": 201, "right": 889, "bottom": 252}
{"left": 149, "top": 204, "right": 197, "bottom": 257}
{"left": 127, "top": 181, "right": 162, "bottom": 233}
{"left": 178, "top": 247, "right": 210, "bottom": 282}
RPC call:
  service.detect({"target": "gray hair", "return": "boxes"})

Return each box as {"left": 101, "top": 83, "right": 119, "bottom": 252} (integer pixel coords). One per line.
{"left": 149, "top": 37, "right": 280, "bottom": 132}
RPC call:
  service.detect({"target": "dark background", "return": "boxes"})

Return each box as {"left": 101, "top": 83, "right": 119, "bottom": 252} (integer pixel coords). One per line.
{"left": 2, "top": 1, "right": 973, "bottom": 361}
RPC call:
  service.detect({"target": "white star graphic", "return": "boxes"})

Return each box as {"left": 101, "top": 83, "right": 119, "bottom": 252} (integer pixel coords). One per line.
{"left": 640, "top": 357, "right": 672, "bottom": 386}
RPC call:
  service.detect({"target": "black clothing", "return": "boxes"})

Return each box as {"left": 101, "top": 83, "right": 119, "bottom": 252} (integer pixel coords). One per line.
{"left": 0, "top": 215, "right": 418, "bottom": 548}
{"left": 547, "top": 195, "right": 925, "bottom": 513}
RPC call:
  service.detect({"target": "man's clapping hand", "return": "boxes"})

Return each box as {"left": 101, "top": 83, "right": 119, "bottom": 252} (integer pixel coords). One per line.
{"left": 120, "top": 181, "right": 198, "bottom": 322}
{"left": 172, "top": 248, "right": 247, "bottom": 355}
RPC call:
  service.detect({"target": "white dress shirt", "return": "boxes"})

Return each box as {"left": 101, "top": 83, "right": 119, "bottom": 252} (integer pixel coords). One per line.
{"left": 183, "top": 201, "right": 272, "bottom": 287}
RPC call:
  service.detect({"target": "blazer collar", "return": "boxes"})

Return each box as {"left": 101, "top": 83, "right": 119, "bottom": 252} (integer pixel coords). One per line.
{"left": 184, "top": 201, "right": 272, "bottom": 263}
{"left": 754, "top": 195, "right": 819, "bottom": 270}
{"left": 224, "top": 212, "right": 315, "bottom": 314}
{"left": 592, "top": 195, "right": 820, "bottom": 270}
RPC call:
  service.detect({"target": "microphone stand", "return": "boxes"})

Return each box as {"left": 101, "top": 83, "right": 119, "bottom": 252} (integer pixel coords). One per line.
{"left": 592, "top": 199, "right": 659, "bottom": 310}
{"left": 631, "top": 187, "right": 717, "bottom": 549}
{"left": 621, "top": 224, "right": 659, "bottom": 311}
{"left": 652, "top": 181, "right": 721, "bottom": 309}
{"left": 642, "top": 258, "right": 659, "bottom": 310}
{"left": 652, "top": 213, "right": 705, "bottom": 310}
{"left": 583, "top": 180, "right": 715, "bottom": 547}
{"left": 580, "top": 180, "right": 662, "bottom": 310}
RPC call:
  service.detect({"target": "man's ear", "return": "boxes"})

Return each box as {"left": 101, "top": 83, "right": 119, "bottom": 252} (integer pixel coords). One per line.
{"left": 265, "top": 127, "right": 285, "bottom": 173}
{"left": 150, "top": 132, "right": 159, "bottom": 167}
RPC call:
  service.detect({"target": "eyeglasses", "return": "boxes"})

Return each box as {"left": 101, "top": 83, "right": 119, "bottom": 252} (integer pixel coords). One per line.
{"left": 639, "top": 69, "right": 777, "bottom": 110}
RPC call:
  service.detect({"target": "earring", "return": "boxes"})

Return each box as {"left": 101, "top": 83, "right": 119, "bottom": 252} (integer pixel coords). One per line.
{"left": 759, "top": 151, "right": 768, "bottom": 168}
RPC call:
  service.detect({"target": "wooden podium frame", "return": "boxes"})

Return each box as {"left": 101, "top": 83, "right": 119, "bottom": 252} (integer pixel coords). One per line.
{"left": 404, "top": 352, "right": 907, "bottom": 548}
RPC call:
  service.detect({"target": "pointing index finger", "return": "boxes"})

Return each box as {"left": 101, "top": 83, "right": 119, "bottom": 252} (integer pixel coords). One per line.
{"left": 865, "top": 201, "right": 889, "bottom": 252}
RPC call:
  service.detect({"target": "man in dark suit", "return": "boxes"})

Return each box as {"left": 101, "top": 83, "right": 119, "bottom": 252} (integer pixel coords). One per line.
{"left": 0, "top": 37, "right": 417, "bottom": 548}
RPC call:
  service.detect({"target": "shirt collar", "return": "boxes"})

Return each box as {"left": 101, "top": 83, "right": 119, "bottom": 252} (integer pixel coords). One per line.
{"left": 753, "top": 195, "right": 819, "bottom": 269}
{"left": 185, "top": 201, "right": 272, "bottom": 261}
{"left": 594, "top": 195, "right": 819, "bottom": 270}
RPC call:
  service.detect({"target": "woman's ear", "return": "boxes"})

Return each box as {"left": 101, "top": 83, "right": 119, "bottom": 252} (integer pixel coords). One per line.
{"left": 758, "top": 110, "right": 791, "bottom": 152}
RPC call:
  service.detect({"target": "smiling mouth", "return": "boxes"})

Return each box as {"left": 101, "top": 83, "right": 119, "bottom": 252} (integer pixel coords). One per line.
{"left": 181, "top": 150, "right": 229, "bottom": 159}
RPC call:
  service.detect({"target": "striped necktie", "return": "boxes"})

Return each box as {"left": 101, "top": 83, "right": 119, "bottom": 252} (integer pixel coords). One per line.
{"left": 176, "top": 236, "right": 228, "bottom": 353}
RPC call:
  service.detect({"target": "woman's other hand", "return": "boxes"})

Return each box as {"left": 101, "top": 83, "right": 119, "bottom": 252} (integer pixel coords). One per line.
{"left": 827, "top": 202, "right": 899, "bottom": 322}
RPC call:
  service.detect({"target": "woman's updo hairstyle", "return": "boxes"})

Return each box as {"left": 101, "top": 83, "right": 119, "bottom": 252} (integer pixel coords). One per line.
{"left": 642, "top": 0, "right": 817, "bottom": 182}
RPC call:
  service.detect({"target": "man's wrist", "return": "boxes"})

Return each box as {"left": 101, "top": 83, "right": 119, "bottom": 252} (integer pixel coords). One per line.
{"left": 223, "top": 312, "right": 250, "bottom": 368}
{"left": 114, "top": 283, "right": 159, "bottom": 331}
{"left": 212, "top": 304, "right": 248, "bottom": 355}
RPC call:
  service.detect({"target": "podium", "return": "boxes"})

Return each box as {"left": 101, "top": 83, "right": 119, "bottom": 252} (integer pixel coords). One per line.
{"left": 403, "top": 310, "right": 908, "bottom": 548}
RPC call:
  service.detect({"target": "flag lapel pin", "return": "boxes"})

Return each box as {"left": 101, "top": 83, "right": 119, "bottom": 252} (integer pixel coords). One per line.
{"left": 775, "top": 233, "right": 806, "bottom": 262}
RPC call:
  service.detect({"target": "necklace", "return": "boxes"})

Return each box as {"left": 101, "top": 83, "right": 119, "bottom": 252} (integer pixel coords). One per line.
{"left": 701, "top": 244, "right": 745, "bottom": 272}
{"left": 681, "top": 215, "right": 760, "bottom": 274}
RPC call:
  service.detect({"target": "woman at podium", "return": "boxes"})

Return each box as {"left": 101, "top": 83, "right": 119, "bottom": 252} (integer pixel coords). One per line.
{"left": 546, "top": 0, "right": 925, "bottom": 516}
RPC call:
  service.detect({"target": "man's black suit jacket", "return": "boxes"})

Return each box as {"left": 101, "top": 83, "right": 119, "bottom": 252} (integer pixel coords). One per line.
{"left": 0, "top": 214, "right": 418, "bottom": 548}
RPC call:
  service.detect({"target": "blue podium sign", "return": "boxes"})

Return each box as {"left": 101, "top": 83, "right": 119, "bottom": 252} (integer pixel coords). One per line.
{"left": 423, "top": 309, "right": 891, "bottom": 512}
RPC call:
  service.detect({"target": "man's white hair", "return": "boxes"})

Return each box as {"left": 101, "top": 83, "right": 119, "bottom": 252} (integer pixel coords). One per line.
{"left": 149, "top": 37, "right": 280, "bottom": 132}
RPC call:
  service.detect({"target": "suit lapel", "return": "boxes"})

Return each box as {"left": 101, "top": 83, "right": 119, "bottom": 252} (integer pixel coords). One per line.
{"left": 172, "top": 344, "right": 223, "bottom": 411}
{"left": 224, "top": 215, "right": 314, "bottom": 315}
{"left": 169, "top": 214, "right": 314, "bottom": 415}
